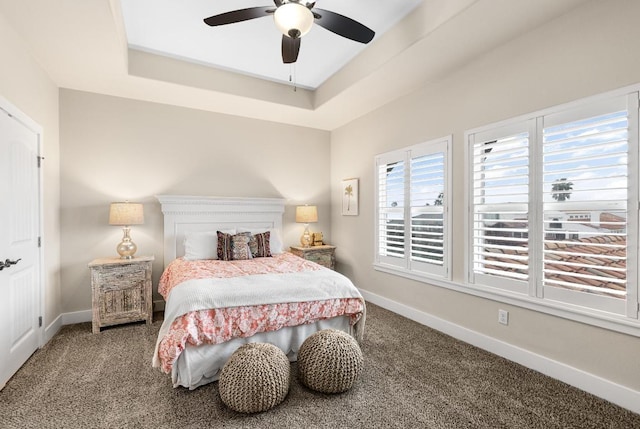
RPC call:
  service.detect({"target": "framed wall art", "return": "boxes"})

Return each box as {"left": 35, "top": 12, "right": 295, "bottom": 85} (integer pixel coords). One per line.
{"left": 342, "top": 178, "right": 359, "bottom": 216}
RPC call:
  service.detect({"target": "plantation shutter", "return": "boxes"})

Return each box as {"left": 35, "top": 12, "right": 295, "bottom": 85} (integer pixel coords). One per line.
{"left": 541, "top": 95, "right": 634, "bottom": 313}
{"left": 470, "top": 122, "right": 530, "bottom": 292}
{"left": 376, "top": 151, "right": 406, "bottom": 266}
{"left": 467, "top": 90, "right": 639, "bottom": 320}
{"left": 375, "top": 137, "right": 451, "bottom": 277}
{"left": 409, "top": 142, "right": 447, "bottom": 276}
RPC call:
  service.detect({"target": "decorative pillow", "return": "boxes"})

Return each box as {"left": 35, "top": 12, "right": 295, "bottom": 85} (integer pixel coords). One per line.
{"left": 217, "top": 231, "right": 252, "bottom": 261}
{"left": 217, "top": 231, "right": 233, "bottom": 261}
{"left": 184, "top": 229, "right": 235, "bottom": 260}
{"left": 249, "top": 231, "right": 272, "bottom": 258}
{"left": 231, "top": 233, "right": 253, "bottom": 260}
{"left": 238, "top": 228, "right": 283, "bottom": 254}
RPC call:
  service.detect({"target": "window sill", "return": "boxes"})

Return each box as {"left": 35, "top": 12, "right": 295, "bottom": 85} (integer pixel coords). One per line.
{"left": 373, "top": 262, "right": 640, "bottom": 338}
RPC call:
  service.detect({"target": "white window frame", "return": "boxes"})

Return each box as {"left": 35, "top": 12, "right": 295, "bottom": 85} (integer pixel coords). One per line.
{"left": 374, "top": 136, "right": 452, "bottom": 282}
{"left": 468, "top": 120, "right": 533, "bottom": 296}
{"left": 464, "top": 88, "right": 640, "bottom": 323}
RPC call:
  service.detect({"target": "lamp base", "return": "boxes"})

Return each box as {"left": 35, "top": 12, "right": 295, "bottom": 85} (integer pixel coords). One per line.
{"left": 300, "top": 224, "right": 312, "bottom": 248}
{"left": 116, "top": 226, "right": 138, "bottom": 259}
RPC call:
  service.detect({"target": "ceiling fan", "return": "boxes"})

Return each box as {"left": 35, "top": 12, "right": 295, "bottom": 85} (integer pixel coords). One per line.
{"left": 203, "top": 0, "right": 375, "bottom": 64}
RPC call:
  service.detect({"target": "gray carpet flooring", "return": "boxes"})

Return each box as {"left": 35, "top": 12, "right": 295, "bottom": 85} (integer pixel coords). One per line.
{"left": 1, "top": 303, "right": 638, "bottom": 428}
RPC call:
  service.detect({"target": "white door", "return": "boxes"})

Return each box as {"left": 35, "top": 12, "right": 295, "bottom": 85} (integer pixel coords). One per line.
{"left": 0, "top": 104, "right": 41, "bottom": 389}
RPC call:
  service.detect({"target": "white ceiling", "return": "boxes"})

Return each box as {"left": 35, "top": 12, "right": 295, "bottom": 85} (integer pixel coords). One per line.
{"left": 0, "top": 0, "right": 590, "bottom": 131}
{"left": 121, "top": 0, "right": 422, "bottom": 90}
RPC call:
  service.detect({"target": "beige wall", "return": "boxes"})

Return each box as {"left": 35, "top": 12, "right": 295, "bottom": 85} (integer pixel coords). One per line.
{"left": 60, "top": 89, "right": 331, "bottom": 311}
{"left": 331, "top": 0, "right": 640, "bottom": 391}
{"left": 5, "top": 0, "right": 638, "bottom": 405}
{"left": 0, "top": 11, "right": 61, "bottom": 327}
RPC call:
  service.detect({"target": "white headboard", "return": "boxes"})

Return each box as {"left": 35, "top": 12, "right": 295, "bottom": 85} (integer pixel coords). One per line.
{"left": 156, "top": 195, "right": 286, "bottom": 268}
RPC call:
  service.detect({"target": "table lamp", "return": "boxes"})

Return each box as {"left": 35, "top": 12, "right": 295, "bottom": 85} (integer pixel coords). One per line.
{"left": 296, "top": 205, "right": 317, "bottom": 248}
{"left": 109, "top": 202, "right": 144, "bottom": 259}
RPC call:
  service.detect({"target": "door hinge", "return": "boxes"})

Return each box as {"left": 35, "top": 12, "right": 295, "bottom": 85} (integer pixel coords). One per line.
{"left": 38, "top": 236, "right": 41, "bottom": 247}
{"left": 38, "top": 316, "right": 42, "bottom": 328}
{"left": 37, "top": 156, "right": 44, "bottom": 168}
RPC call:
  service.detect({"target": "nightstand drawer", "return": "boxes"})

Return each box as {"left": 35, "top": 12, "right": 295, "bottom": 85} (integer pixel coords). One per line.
{"left": 96, "top": 265, "right": 146, "bottom": 291}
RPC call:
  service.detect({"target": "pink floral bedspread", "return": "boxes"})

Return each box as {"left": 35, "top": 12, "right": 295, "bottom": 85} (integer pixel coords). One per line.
{"left": 156, "top": 253, "right": 364, "bottom": 374}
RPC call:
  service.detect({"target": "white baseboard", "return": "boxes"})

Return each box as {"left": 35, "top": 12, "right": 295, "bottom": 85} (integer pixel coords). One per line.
{"left": 43, "top": 314, "right": 62, "bottom": 345}
{"left": 40, "top": 312, "right": 84, "bottom": 350}
{"left": 56, "top": 300, "right": 166, "bottom": 328}
{"left": 38, "top": 300, "right": 166, "bottom": 356}
{"left": 61, "top": 309, "right": 92, "bottom": 325}
{"left": 360, "top": 289, "right": 640, "bottom": 415}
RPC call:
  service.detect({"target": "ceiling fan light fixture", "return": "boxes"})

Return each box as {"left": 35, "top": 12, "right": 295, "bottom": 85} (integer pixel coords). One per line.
{"left": 274, "top": 2, "right": 314, "bottom": 39}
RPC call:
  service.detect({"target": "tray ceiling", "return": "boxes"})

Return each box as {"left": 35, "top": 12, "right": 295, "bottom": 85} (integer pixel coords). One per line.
{"left": 121, "top": 0, "right": 422, "bottom": 90}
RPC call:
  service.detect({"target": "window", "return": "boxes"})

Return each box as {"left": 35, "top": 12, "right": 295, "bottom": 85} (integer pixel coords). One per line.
{"left": 375, "top": 136, "right": 451, "bottom": 279}
{"left": 470, "top": 123, "right": 531, "bottom": 293}
{"left": 467, "top": 92, "right": 639, "bottom": 319}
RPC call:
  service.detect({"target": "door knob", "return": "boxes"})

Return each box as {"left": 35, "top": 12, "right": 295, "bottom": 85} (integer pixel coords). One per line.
{"left": 0, "top": 258, "right": 21, "bottom": 270}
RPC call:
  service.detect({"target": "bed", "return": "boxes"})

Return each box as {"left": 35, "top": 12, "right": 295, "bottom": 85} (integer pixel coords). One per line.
{"left": 152, "top": 195, "right": 365, "bottom": 389}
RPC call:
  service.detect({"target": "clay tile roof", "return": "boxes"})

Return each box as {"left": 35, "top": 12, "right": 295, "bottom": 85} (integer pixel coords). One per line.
{"left": 599, "top": 213, "right": 626, "bottom": 230}
{"left": 481, "top": 234, "right": 626, "bottom": 297}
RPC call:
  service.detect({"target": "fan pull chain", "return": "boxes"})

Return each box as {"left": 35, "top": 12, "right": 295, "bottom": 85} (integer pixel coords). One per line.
{"left": 289, "top": 64, "right": 297, "bottom": 92}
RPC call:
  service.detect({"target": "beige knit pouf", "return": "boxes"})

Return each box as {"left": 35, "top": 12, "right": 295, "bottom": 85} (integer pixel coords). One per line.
{"left": 297, "top": 329, "right": 363, "bottom": 394}
{"left": 218, "top": 343, "right": 290, "bottom": 413}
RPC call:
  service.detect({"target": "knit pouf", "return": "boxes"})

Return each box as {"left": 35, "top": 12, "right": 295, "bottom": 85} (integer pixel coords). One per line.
{"left": 218, "top": 343, "right": 290, "bottom": 413}
{"left": 297, "top": 329, "right": 363, "bottom": 394}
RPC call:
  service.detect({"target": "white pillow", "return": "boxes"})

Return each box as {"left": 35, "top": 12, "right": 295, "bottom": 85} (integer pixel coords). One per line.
{"left": 183, "top": 229, "right": 236, "bottom": 260}
{"left": 237, "top": 227, "right": 283, "bottom": 254}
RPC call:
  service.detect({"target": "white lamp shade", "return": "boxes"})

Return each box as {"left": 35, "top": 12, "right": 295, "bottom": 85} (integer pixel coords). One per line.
{"left": 109, "top": 202, "right": 144, "bottom": 226}
{"left": 296, "top": 205, "right": 318, "bottom": 223}
{"left": 274, "top": 2, "right": 314, "bottom": 39}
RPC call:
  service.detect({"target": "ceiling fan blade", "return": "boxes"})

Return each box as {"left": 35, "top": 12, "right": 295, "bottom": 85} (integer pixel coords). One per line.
{"left": 313, "top": 8, "right": 375, "bottom": 44}
{"left": 204, "top": 7, "right": 273, "bottom": 27}
{"left": 282, "top": 35, "right": 301, "bottom": 64}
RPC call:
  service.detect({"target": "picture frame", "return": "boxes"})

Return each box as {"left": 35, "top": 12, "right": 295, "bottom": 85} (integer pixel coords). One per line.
{"left": 342, "top": 178, "right": 359, "bottom": 216}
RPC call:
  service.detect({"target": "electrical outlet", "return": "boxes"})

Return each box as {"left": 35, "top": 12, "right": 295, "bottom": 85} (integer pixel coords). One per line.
{"left": 498, "top": 309, "right": 509, "bottom": 325}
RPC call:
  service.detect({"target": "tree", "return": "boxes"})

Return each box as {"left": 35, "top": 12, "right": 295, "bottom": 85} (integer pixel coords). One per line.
{"left": 344, "top": 184, "right": 353, "bottom": 211}
{"left": 434, "top": 191, "right": 444, "bottom": 206}
{"left": 551, "top": 178, "right": 573, "bottom": 202}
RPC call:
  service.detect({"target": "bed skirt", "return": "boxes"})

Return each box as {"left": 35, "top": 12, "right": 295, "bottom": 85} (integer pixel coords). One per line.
{"left": 172, "top": 315, "right": 352, "bottom": 389}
